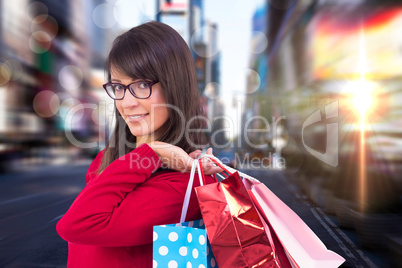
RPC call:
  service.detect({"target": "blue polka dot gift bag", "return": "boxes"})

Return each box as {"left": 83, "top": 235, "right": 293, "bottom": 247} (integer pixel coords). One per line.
{"left": 153, "top": 160, "right": 218, "bottom": 268}
{"left": 153, "top": 219, "right": 217, "bottom": 268}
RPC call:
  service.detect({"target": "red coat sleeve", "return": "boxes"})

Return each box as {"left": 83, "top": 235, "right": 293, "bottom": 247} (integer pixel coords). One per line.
{"left": 56, "top": 143, "right": 211, "bottom": 247}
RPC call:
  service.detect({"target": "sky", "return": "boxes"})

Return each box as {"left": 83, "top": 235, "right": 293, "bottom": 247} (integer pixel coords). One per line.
{"left": 204, "top": 0, "right": 260, "bottom": 98}
{"left": 203, "top": 0, "right": 262, "bottom": 137}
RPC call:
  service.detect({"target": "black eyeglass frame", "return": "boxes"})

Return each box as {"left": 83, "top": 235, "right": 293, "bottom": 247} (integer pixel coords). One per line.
{"left": 102, "top": 81, "right": 159, "bottom": 100}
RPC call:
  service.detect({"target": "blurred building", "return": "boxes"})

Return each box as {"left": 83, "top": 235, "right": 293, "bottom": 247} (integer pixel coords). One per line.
{"left": 244, "top": 0, "right": 402, "bottom": 259}
{"left": 243, "top": 0, "right": 270, "bottom": 153}
{"left": 266, "top": 0, "right": 402, "bottom": 210}
{"left": 0, "top": 0, "right": 117, "bottom": 171}
{"left": 205, "top": 22, "right": 226, "bottom": 148}
{"left": 157, "top": 0, "right": 207, "bottom": 94}
{"left": 157, "top": 0, "right": 224, "bottom": 148}
{"left": 157, "top": 0, "right": 191, "bottom": 43}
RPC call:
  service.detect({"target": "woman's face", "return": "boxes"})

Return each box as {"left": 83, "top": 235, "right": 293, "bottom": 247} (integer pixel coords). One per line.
{"left": 111, "top": 67, "right": 169, "bottom": 144}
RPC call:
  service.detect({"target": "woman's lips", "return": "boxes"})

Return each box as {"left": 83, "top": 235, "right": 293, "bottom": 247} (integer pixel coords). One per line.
{"left": 127, "top": 113, "right": 149, "bottom": 123}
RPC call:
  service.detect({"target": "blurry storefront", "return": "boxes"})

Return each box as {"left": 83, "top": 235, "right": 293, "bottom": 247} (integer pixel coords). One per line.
{"left": 0, "top": 0, "right": 114, "bottom": 171}
{"left": 252, "top": 0, "right": 402, "bottom": 257}
{"left": 243, "top": 0, "right": 271, "bottom": 157}
{"left": 157, "top": 0, "right": 224, "bottom": 149}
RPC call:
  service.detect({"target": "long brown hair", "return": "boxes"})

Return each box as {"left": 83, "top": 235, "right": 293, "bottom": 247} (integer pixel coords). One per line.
{"left": 97, "top": 21, "right": 206, "bottom": 174}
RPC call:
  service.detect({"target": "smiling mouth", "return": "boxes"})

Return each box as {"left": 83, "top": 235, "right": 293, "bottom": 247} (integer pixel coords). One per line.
{"left": 128, "top": 113, "right": 149, "bottom": 119}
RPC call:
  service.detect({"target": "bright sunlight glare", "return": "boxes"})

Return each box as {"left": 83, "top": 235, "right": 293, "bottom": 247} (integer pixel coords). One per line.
{"left": 352, "top": 81, "right": 374, "bottom": 114}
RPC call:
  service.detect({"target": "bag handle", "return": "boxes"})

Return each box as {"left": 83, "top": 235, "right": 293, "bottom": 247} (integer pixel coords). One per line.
{"left": 179, "top": 154, "right": 261, "bottom": 223}
{"left": 198, "top": 154, "right": 261, "bottom": 183}
{"left": 179, "top": 159, "right": 205, "bottom": 223}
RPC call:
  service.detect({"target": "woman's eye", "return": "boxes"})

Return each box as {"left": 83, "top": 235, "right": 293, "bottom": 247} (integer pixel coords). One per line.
{"left": 115, "top": 85, "right": 124, "bottom": 91}
{"left": 138, "top": 83, "right": 149, "bottom": 89}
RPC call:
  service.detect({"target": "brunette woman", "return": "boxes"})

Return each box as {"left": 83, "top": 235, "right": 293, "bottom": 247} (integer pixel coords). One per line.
{"left": 56, "top": 21, "right": 221, "bottom": 268}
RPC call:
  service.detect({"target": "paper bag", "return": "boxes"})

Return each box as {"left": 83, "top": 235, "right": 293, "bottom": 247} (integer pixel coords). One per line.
{"left": 244, "top": 178, "right": 345, "bottom": 268}
{"left": 153, "top": 219, "right": 217, "bottom": 267}
{"left": 196, "top": 171, "right": 279, "bottom": 267}
{"left": 153, "top": 159, "right": 218, "bottom": 267}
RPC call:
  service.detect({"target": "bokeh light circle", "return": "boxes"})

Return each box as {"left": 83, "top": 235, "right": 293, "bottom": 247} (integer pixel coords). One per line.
{"left": 91, "top": 106, "right": 100, "bottom": 125}
{"left": 0, "top": 63, "right": 12, "bottom": 86}
{"left": 31, "top": 15, "right": 58, "bottom": 39}
{"left": 60, "top": 97, "right": 78, "bottom": 111}
{"left": 92, "top": 105, "right": 107, "bottom": 126}
{"left": 33, "top": 90, "right": 60, "bottom": 117}
{"left": 27, "top": 1, "right": 48, "bottom": 17}
{"left": 59, "top": 97, "right": 85, "bottom": 124}
{"left": 4, "top": 59, "right": 23, "bottom": 81}
{"left": 250, "top": 31, "right": 268, "bottom": 54}
{"left": 32, "top": 31, "right": 52, "bottom": 42}
{"left": 204, "top": 82, "right": 221, "bottom": 100}
{"left": 29, "top": 34, "right": 51, "bottom": 53}
{"left": 93, "top": 3, "right": 117, "bottom": 29}
{"left": 32, "top": 14, "right": 48, "bottom": 24}
{"left": 68, "top": 104, "right": 85, "bottom": 124}
{"left": 245, "top": 69, "right": 261, "bottom": 95}
{"left": 190, "top": 26, "right": 220, "bottom": 58}
{"left": 56, "top": 92, "right": 72, "bottom": 102}
{"left": 55, "top": 92, "right": 72, "bottom": 116}
{"left": 58, "top": 65, "right": 84, "bottom": 91}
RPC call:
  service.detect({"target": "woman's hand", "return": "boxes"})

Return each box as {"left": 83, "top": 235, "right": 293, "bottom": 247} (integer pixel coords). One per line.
{"left": 148, "top": 142, "right": 223, "bottom": 175}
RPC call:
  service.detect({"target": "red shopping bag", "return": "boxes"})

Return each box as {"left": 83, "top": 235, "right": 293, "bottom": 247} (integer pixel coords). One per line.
{"left": 195, "top": 159, "right": 283, "bottom": 267}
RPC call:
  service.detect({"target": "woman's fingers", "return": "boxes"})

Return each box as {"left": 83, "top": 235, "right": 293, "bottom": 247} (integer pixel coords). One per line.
{"left": 198, "top": 147, "right": 225, "bottom": 175}
{"left": 206, "top": 147, "right": 213, "bottom": 155}
{"left": 177, "top": 152, "right": 195, "bottom": 173}
{"left": 151, "top": 142, "right": 224, "bottom": 174}
{"left": 150, "top": 142, "right": 196, "bottom": 172}
{"left": 199, "top": 157, "right": 223, "bottom": 175}
{"left": 189, "top": 150, "right": 202, "bottom": 159}
{"left": 203, "top": 165, "right": 224, "bottom": 175}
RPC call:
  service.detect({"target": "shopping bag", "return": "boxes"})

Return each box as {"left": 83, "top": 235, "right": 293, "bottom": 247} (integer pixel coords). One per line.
{"left": 200, "top": 154, "right": 345, "bottom": 268}
{"left": 153, "top": 219, "right": 217, "bottom": 268}
{"left": 153, "top": 159, "right": 218, "bottom": 268}
{"left": 244, "top": 177, "right": 345, "bottom": 268}
{"left": 195, "top": 158, "right": 280, "bottom": 267}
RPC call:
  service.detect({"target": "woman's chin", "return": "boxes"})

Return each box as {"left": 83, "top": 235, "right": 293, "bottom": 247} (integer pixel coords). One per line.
{"left": 128, "top": 129, "right": 156, "bottom": 142}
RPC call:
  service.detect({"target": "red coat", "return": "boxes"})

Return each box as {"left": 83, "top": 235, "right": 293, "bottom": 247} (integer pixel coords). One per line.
{"left": 56, "top": 143, "right": 214, "bottom": 267}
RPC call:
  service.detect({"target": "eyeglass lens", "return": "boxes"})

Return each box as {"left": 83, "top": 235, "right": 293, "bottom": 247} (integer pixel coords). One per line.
{"left": 105, "top": 82, "right": 151, "bottom": 99}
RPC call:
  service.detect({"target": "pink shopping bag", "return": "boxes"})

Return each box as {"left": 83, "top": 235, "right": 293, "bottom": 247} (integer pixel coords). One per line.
{"left": 243, "top": 177, "right": 345, "bottom": 268}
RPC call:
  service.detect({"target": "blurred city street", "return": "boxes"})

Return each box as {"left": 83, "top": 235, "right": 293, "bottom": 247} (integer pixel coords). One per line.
{"left": 0, "top": 162, "right": 89, "bottom": 268}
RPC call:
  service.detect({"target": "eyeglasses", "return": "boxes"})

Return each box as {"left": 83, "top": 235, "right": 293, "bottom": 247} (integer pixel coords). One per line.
{"left": 103, "top": 81, "right": 158, "bottom": 100}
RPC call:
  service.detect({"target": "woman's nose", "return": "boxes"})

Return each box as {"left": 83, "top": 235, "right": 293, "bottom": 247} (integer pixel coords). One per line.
{"left": 121, "top": 89, "right": 139, "bottom": 109}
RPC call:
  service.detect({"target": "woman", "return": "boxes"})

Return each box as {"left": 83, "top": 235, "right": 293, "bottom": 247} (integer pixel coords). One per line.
{"left": 56, "top": 21, "right": 222, "bottom": 267}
